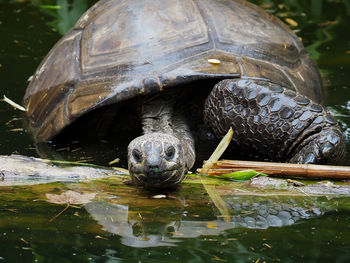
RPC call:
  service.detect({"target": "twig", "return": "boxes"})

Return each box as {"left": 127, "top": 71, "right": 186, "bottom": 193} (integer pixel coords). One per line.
{"left": 198, "top": 128, "right": 233, "bottom": 174}
{"left": 2, "top": 95, "right": 27, "bottom": 112}
{"left": 49, "top": 203, "right": 70, "bottom": 222}
{"left": 108, "top": 157, "right": 120, "bottom": 165}
{"left": 209, "top": 160, "right": 350, "bottom": 180}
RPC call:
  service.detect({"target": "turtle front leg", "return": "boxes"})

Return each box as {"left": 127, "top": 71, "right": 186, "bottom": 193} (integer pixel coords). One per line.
{"left": 204, "top": 78, "right": 346, "bottom": 164}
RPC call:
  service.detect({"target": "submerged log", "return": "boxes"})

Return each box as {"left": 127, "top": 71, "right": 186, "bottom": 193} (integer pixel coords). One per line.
{"left": 0, "top": 154, "right": 127, "bottom": 186}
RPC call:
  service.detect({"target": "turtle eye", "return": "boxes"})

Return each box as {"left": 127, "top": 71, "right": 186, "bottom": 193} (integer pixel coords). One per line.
{"left": 165, "top": 146, "right": 175, "bottom": 160}
{"left": 132, "top": 149, "right": 142, "bottom": 163}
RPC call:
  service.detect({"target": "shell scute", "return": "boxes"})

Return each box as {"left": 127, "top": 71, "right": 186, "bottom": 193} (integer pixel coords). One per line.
{"left": 24, "top": 0, "right": 322, "bottom": 142}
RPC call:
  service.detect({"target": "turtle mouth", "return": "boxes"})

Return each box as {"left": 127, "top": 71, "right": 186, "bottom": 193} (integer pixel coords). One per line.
{"left": 130, "top": 168, "right": 184, "bottom": 189}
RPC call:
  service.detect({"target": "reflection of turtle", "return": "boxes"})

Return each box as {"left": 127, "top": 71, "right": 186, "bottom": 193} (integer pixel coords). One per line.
{"left": 23, "top": 0, "right": 345, "bottom": 189}
{"left": 84, "top": 194, "right": 330, "bottom": 248}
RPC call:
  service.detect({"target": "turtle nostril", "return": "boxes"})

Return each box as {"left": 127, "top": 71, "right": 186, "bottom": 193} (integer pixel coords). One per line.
{"left": 146, "top": 154, "right": 161, "bottom": 172}
{"left": 148, "top": 164, "right": 159, "bottom": 172}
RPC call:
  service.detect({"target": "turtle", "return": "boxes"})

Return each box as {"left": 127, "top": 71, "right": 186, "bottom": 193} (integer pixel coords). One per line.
{"left": 23, "top": 0, "right": 345, "bottom": 189}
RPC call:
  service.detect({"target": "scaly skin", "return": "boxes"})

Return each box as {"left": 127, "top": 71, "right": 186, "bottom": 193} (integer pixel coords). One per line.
{"left": 128, "top": 78, "right": 346, "bottom": 189}
{"left": 204, "top": 78, "right": 346, "bottom": 164}
{"left": 128, "top": 96, "right": 195, "bottom": 189}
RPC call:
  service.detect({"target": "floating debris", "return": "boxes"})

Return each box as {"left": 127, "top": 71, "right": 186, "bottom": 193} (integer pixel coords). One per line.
{"left": 2, "top": 95, "right": 27, "bottom": 112}
{"left": 71, "top": 147, "right": 82, "bottom": 153}
{"left": 20, "top": 238, "right": 29, "bottom": 245}
{"left": 207, "top": 222, "right": 217, "bottom": 229}
{"left": 263, "top": 243, "right": 272, "bottom": 249}
{"left": 95, "top": 235, "right": 108, "bottom": 240}
{"left": 56, "top": 147, "right": 70, "bottom": 152}
{"left": 5, "top": 117, "right": 23, "bottom": 126}
{"left": 208, "top": 58, "right": 221, "bottom": 65}
{"left": 77, "top": 157, "right": 95, "bottom": 163}
{"left": 9, "top": 128, "right": 24, "bottom": 132}
{"left": 152, "top": 194, "right": 166, "bottom": 199}
{"left": 49, "top": 203, "right": 70, "bottom": 222}
{"left": 318, "top": 20, "right": 338, "bottom": 27}
{"left": 285, "top": 18, "right": 298, "bottom": 27}
{"left": 46, "top": 190, "right": 96, "bottom": 205}
{"left": 108, "top": 157, "right": 120, "bottom": 165}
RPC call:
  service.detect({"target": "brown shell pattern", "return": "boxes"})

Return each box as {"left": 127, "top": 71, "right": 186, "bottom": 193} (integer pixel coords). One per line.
{"left": 23, "top": 0, "right": 322, "bottom": 141}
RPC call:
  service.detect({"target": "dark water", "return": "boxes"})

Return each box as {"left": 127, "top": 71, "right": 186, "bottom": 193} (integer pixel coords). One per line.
{"left": 0, "top": 0, "right": 350, "bottom": 262}
{"left": 0, "top": 178, "right": 349, "bottom": 263}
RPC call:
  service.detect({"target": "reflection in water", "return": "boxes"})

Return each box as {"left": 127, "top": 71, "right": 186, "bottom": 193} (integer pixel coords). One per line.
{"left": 0, "top": 180, "right": 348, "bottom": 262}
{"left": 86, "top": 202, "right": 183, "bottom": 247}
{"left": 84, "top": 194, "right": 330, "bottom": 248}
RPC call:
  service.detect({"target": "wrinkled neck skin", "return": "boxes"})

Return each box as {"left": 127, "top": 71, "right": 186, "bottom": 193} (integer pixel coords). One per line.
{"left": 127, "top": 95, "right": 195, "bottom": 189}
{"left": 141, "top": 96, "right": 196, "bottom": 168}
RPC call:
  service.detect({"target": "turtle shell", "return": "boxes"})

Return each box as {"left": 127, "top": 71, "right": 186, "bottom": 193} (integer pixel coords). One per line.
{"left": 23, "top": 0, "right": 322, "bottom": 142}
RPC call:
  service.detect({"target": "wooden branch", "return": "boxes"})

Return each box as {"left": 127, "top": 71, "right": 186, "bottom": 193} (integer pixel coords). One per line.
{"left": 209, "top": 160, "right": 350, "bottom": 180}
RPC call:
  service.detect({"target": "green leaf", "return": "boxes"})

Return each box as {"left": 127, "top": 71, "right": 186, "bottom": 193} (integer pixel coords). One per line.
{"left": 214, "top": 170, "right": 268, "bottom": 181}
{"left": 187, "top": 170, "right": 268, "bottom": 182}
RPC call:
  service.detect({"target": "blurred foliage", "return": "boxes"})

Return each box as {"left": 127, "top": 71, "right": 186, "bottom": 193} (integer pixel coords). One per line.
{"left": 23, "top": 0, "right": 95, "bottom": 35}
{"left": 251, "top": 0, "right": 350, "bottom": 61}
{"left": 6, "top": 0, "right": 350, "bottom": 63}
{"left": 6, "top": 0, "right": 348, "bottom": 43}
{"left": 252, "top": 0, "right": 350, "bottom": 17}
{"left": 33, "top": 0, "right": 92, "bottom": 34}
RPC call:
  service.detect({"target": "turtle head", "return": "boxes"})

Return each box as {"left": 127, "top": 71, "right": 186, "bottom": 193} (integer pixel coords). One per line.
{"left": 127, "top": 133, "right": 186, "bottom": 189}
